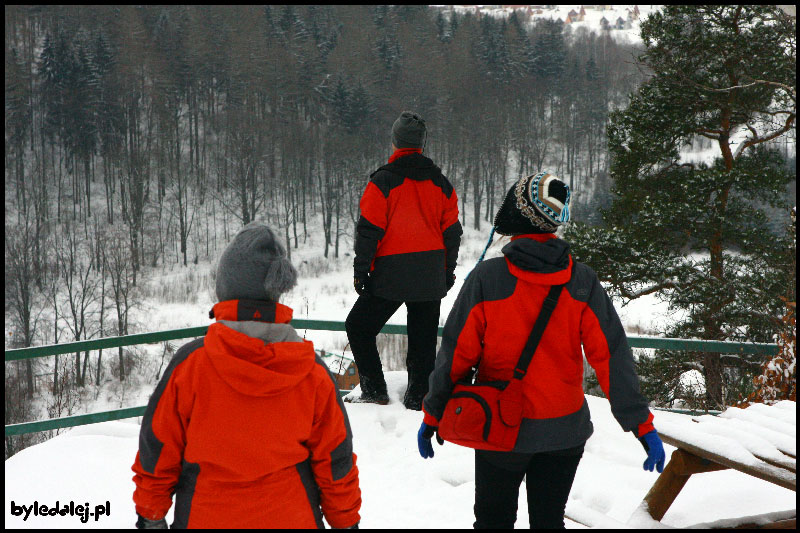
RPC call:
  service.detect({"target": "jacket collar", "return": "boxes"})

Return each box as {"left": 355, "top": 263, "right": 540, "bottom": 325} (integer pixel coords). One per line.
{"left": 210, "top": 299, "right": 293, "bottom": 324}
{"left": 388, "top": 147, "right": 422, "bottom": 163}
{"left": 379, "top": 151, "right": 439, "bottom": 181}
{"left": 502, "top": 234, "right": 572, "bottom": 285}
{"left": 511, "top": 233, "right": 558, "bottom": 243}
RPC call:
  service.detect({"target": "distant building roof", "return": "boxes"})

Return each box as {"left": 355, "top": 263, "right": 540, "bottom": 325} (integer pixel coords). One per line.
{"left": 318, "top": 350, "right": 355, "bottom": 376}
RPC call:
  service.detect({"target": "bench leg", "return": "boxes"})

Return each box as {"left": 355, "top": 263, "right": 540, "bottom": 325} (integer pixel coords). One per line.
{"left": 643, "top": 449, "right": 693, "bottom": 521}
{"left": 642, "top": 449, "right": 728, "bottom": 521}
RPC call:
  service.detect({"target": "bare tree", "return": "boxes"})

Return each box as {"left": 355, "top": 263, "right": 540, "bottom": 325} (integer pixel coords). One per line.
{"left": 5, "top": 217, "right": 43, "bottom": 397}
{"left": 101, "top": 225, "right": 140, "bottom": 381}
{"left": 55, "top": 226, "right": 101, "bottom": 388}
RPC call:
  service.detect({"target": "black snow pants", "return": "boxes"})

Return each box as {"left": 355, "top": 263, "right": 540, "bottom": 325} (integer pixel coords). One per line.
{"left": 345, "top": 292, "right": 440, "bottom": 400}
{"left": 474, "top": 444, "right": 584, "bottom": 529}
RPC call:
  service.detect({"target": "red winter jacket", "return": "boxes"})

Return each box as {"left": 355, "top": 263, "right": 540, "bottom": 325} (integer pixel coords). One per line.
{"left": 354, "top": 149, "right": 462, "bottom": 301}
{"left": 132, "top": 300, "right": 361, "bottom": 529}
{"left": 423, "top": 234, "right": 655, "bottom": 452}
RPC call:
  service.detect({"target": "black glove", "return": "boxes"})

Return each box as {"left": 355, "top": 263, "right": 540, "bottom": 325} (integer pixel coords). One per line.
{"left": 422, "top": 423, "right": 445, "bottom": 445}
{"left": 136, "top": 514, "right": 167, "bottom": 529}
{"left": 446, "top": 272, "right": 456, "bottom": 290}
{"left": 354, "top": 275, "right": 368, "bottom": 296}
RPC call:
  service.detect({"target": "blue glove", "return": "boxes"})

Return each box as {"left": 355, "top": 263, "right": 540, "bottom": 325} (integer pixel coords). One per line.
{"left": 639, "top": 430, "right": 666, "bottom": 473}
{"left": 417, "top": 422, "right": 443, "bottom": 459}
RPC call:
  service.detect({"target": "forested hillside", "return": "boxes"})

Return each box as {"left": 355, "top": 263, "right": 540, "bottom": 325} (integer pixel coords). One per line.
{"left": 4, "top": 5, "right": 654, "bottom": 457}
{"left": 5, "top": 5, "right": 795, "bottom": 459}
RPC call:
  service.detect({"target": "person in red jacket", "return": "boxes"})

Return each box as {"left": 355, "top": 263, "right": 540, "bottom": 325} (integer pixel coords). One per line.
{"left": 346, "top": 111, "right": 462, "bottom": 409}
{"left": 417, "top": 173, "right": 665, "bottom": 529}
{"left": 132, "top": 223, "right": 361, "bottom": 529}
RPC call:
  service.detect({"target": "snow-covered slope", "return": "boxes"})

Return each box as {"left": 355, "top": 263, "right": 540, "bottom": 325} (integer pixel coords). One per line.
{"left": 447, "top": 5, "right": 664, "bottom": 43}
{"left": 5, "top": 374, "right": 795, "bottom": 529}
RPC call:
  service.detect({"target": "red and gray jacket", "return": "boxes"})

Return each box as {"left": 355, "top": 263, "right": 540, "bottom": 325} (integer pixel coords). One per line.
{"left": 422, "top": 234, "right": 655, "bottom": 452}
{"left": 132, "top": 300, "right": 361, "bottom": 529}
{"left": 354, "top": 149, "right": 462, "bottom": 302}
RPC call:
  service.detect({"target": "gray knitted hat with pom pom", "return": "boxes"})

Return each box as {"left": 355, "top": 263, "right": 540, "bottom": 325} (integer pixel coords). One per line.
{"left": 215, "top": 222, "right": 297, "bottom": 302}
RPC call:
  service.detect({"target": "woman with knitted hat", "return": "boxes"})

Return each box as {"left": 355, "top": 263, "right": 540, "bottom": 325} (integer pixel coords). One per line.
{"left": 417, "top": 173, "right": 665, "bottom": 529}
{"left": 132, "top": 222, "right": 361, "bottom": 529}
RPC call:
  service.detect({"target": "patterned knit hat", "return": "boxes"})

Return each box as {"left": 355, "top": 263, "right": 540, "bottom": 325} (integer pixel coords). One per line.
{"left": 494, "top": 172, "right": 571, "bottom": 235}
{"left": 215, "top": 222, "right": 298, "bottom": 302}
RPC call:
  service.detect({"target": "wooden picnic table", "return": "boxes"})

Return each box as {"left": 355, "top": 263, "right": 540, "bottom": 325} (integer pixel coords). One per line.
{"left": 640, "top": 401, "right": 796, "bottom": 529}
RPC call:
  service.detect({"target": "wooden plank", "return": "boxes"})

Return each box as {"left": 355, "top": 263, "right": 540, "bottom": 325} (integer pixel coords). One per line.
{"left": 720, "top": 408, "right": 795, "bottom": 439}
{"left": 672, "top": 449, "right": 728, "bottom": 476}
{"left": 684, "top": 509, "right": 796, "bottom": 529}
{"left": 642, "top": 449, "right": 694, "bottom": 521}
{"left": 753, "top": 453, "right": 796, "bottom": 473}
{"left": 687, "top": 416, "right": 797, "bottom": 473}
{"left": 691, "top": 415, "right": 797, "bottom": 460}
{"left": 734, "top": 518, "right": 796, "bottom": 530}
{"left": 743, "top": 403, "right": 796, "bottom": 427}
{"left": 658, "top": 433, "right": 796, "bottom": 491}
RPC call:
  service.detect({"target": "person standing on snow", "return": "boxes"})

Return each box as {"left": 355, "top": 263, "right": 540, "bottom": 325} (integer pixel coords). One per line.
{"left": 345, "top": 111, "right": 463, "bottom": 409}
{"left": 417, "top": 173, "right": 665, "bottom": 529}
{"left": 132, "top": 223, "right": 361, "bottom": 529}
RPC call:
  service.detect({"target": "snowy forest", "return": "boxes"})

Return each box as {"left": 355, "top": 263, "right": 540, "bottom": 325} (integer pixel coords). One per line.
{"left": 4, "top": 5, "right": 796, "bottom": 460}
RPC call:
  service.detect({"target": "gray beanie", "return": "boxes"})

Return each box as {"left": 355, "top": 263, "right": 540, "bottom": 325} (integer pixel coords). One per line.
{"left": 391, "top": 111, "right": 427, "bottom": 149}
{"left": 215, "top": 222, "right": 298, "bottom": 302}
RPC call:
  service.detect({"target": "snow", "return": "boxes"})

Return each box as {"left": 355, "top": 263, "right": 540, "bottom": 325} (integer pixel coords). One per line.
{"left": 446, "top": 5, "right": 665, "bottom": 44}
{"left": 678, "top": 369, "right": 706, "bottom": 396}
{"left": 719, "top": 405, "right": 796, "bottom": 454}
{"left": 5, "top": 375, "right": 795, "bottom": 529}
{"left": 681, "top": 414, "right": 795, "bottom": 469}
{"left": 655, "top": 401, "right": 796, "bottom": 489}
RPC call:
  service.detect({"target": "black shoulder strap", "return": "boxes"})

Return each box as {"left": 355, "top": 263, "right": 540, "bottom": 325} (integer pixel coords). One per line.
{"left": 513, "top": 284, "right": 564, "bottom": 380}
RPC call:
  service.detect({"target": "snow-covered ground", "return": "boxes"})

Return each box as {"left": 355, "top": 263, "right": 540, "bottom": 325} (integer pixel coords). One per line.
{"left": 448, "top": 5, "right": 664, "bottom": 44}
{"left": 5, "top": 374, "right": 795, "bottom": 529}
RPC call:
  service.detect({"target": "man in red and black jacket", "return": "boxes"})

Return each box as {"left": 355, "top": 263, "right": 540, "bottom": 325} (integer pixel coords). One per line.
{"left": 346, "top": 111, "right": 462, "bottom": 410}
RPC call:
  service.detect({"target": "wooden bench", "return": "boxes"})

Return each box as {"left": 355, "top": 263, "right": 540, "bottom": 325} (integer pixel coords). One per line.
{"left": 640, "top": 401, "right": 796, "bottom": 529}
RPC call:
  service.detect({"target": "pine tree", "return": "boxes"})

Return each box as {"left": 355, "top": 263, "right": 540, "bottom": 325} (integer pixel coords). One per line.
{"left": 531, "top": 19, "right": 566, "bottom": 80}
{"left": 565, "top": 6, "right": 796, "bottom": 409}
{"left": 435, "top": 11, "right": 447, "bottom": 43}
{"left": 6, "top": 47, "right": 31, "bottom": 216}
{"left": 477, "top": 15, "right": 511, "bottom": 83}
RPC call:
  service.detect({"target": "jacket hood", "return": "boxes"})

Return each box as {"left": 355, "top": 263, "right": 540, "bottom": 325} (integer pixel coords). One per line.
{"left": 502, "top": 234, "right": 572, "bottom": 285}
{"left": 379, "top": 152, "right": 441, "bottom": 181}
{"left": 203, "top": 301, "right": 316, "bottom": 397}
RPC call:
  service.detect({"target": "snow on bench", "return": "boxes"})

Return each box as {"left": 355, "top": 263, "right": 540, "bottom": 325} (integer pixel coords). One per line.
{"left": 635, "top": 401, "right": 796, "bottom": 529}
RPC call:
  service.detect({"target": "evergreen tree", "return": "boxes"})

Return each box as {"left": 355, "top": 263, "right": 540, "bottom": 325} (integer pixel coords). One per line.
{"left": 435, "top": 11, "right": 445, "bottom": 41}
{"left": 477, "top": 15, "right": 511, "bottom": 83}
{"left": 6, "top": 47, "right": 31, "bottom": 216}
{"left": 347, "top": 80, "right": 374, "bottom": 133}
{"left": 566, "top": 6, "right": 796, "bottom": 409}
{"left": 531, "top": 19, "right": 566, "bottom": 79}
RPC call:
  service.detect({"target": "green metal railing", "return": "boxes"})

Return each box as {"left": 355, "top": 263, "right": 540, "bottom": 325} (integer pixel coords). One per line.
{"left": 5, "top": 320, "right": 779, "bottom": 436}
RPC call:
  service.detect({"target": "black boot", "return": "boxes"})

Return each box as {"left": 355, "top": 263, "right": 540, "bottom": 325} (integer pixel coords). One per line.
{"left": 346, "top": 374, "right": 390, "bottom": 405}
{"left": 402, "top": 379, "right": 428, "bottom": 411}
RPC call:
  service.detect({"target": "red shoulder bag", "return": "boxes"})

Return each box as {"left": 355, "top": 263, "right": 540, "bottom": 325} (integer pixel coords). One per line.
{"left": 438, "top": 284, "right": 564, "bottom": 451}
